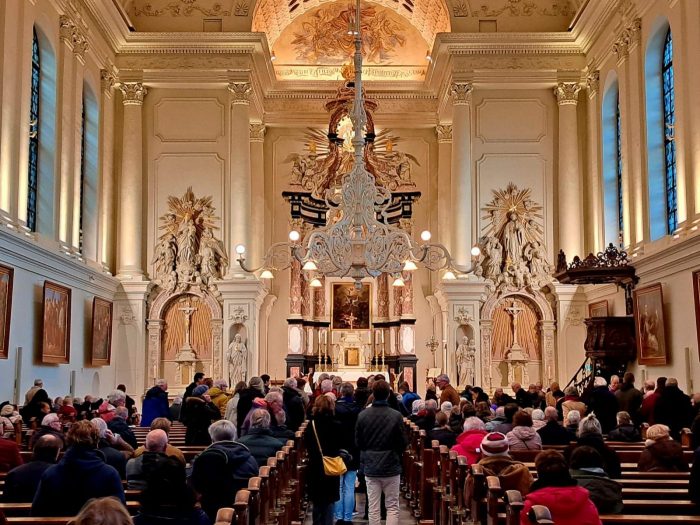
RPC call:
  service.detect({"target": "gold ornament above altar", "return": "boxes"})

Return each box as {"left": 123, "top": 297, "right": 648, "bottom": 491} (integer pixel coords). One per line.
{"left": 476, "top": 183, "right": 552, "bottom": 292}
{"left": 151, "top": 187, "right": 228, "bottom": 294}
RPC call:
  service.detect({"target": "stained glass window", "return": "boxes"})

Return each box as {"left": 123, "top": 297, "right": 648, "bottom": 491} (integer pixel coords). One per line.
{"left": 27, "top": 28, "right": 40, "bottom": 232}
{"left": 662, "top": 28, "right": 677, "bottom": 233}
{"left": 616, "top": 97, "right": 623, "bottom": 239}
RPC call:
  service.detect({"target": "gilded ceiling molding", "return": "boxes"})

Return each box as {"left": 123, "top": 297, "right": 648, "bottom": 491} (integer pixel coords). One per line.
{"left": 228, "top": 82, "right": 252, "bottom": 105}
{"left": 450, "top": 82, "right": 473, "bottom": 105}
{"left": 554, "top": 82, "right": 581, "bottom": 105}
{"left": 586, "top": 70, "right": 599, "bottom": 99}
{"left": 118, "top": 82, "right": 148, "bottom": 105}
{"left": 59, "top": 14, "right": 89, "bottom": 59}
{"left": 133, "top": 0, "right": 232, "bottom": 17}
{"left": 436, "top": 125, "right": 453, "bottom": 143}
{"left": 249, "top": 123, "right": 266, "bottom": 142}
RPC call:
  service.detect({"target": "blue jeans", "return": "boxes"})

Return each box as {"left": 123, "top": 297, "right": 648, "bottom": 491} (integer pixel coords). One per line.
{"left": 333, "top": 469, "right": 358, "bottom": 521}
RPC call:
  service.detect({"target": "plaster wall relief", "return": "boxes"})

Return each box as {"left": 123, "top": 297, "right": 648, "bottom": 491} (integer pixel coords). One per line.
{"left": 448, "top": 0, "right": 579, "bottom": 32}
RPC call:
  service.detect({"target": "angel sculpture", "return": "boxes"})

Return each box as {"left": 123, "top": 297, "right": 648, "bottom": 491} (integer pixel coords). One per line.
{"left": 199, "top": 228, "right": 229, "bottom": 284}
{"left": 151, "top": 235, "right": 177, "bottom": 280}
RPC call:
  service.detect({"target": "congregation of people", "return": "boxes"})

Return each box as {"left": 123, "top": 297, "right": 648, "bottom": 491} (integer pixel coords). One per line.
{"left": 1, "top": 370, "right": 700, "bottom": 525}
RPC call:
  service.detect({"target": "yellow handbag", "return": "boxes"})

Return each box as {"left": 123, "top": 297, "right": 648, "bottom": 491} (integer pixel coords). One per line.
{"left": 312, "top": 420, "right": 347, "bottom": 477}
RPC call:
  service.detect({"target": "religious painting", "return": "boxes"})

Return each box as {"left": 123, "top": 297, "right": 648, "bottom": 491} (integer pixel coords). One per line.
{"left": 588, "top": 300, "right": 609, "bottom": 318}
{"left": 41, "top": 281, "right": 71, "bottom": 364}
{"left": 0, "top": 264, "right": 13, "bottom": 360}
{"left": 91, "top": 298, "right": 113, "bottom": 366}
{"left": 693, "top": 270, "right": 700, "bottom": 356}
{"left": 331, "top": 283, "right": 371, "bottom": 330}
{"left": 633, "top": 283, "right": 668, "bottom": 366}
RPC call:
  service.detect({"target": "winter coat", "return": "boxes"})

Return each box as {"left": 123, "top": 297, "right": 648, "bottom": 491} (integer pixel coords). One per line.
{"left": 126, "top": 451, "right": 172, "bottom": 490}
{"left": 191, "top": 440, "right": 259, "bottom": 521}
{"left": 566, "top": 434, "right": 621, "bottom": 479}
{"left": 452, "top": 429, "right": 488, "bottom": 465}
{"left": 521, "top": 485, "right": 601, "bottom": 525}
{"left": 615, "top": 383, "right": 643, "bottom": 421}
{"left": 607, "top": 424, "right": 641, "bottom": 442}
{"left": 31, "top": 446, "right": 125, "bottom": 516}
{"left": 469, "top": 455, "right": 533, "bottom": 497}
{"left": 108, "top": 417, "right": 138, "bottom": 449}
{"left": 638, "top": 439, "right": 689, "bottom": 472}
{"left": 282, "top": 386, "right": 305, "bottom": 432}
{"left": 2, "top": 460, "right": 54, "bottom": 502}
{"left": 224, "top": 393, "right": 239, "bottom": 423}
{"left": 570, "top": 469, "right": 624, "bottom": 514}
{"left": 20, "top": 389, "right": 50, "bottom": 424}
{"left": 98, "top": 439, "right": 128, "bottom": 479}
{"left": 334, "top": 396, "right": 361, "bottom": 470}
{"left": 401, "top": 392, "right": 420, "bottom": 412}
{"left": 583, "top": 386, "right": 618, "bottom": 434}
{"left": 355, "top": 400, "right": 407, "bottom": 477}
{"left": 133, "top": 443, "right": 186, "bottom": 465}
{"left": 561, "top": 396, "right": 587, "bottom": 420}
{"left": 179, "top": 381, "right": 199, "bottom": 422}
{"left": 654, "top": 385, "right": 693, "bottom": 439}
{"left": 414, "top": 410, "right": 436, "bottom": 432}
{"left": 236, "top": 427, "right": 286, "bottom": 467}
{"left": 545, "top": 389, "right": 564, "bottom": 407}
{"left": 506, "top": 426, "right": 543, "bottom": 451}
{"left": 184, "top": 396, "right": 221, "bottom": 446}
{"left": 354, "top": 387, "right": 371, "bottom": 409}
{"left": 304, "top": 415, "right": 342, "bottom": 504}
{"left": 439, "top": 385, "right": 460, "bottom": 406}
{"left": 236, "top": 387, "right": 265, "bottom": 434}
{"left": 537, "top": 420, "right": 575, "bottom": 446}
{"left": 640, "top": 390, "right": 660, "bottom": 425}
{"left": 428, "top": 427, "right": 457, "bottom": 448}
{"left": 207, "top": 387, "right": 230, "bottom": 418}
{"left": 141, "top": 386, "right": 171, "bottom": 427}
{"left": 0, "top": 438, "right": 23, "bottom": 471}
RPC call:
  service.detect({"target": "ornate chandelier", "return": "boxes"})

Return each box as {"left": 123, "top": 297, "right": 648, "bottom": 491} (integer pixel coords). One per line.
{"left": 236, "top": 0, "right": 479, "bottom": 287}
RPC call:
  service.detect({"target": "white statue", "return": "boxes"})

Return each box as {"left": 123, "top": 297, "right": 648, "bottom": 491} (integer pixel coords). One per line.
{"left": 483, "top": 237, "right": 503, "bottom": 279}
{"left": 199, "top": 228, "right": 229, "bottom": 283}
{"left": 456, "top": 336, "right": 476, "bottom": 387}
{"left": 152, "top": 234, "right": 177, "bottom": 280}
{"left": 503, "top": 212, "right": 526, "bottom": 264}
{"left": 227, "top": 334, "right": 247, "bottom": 386}
{"left": 523, "top": 240, "right": 550, "bottom": 282}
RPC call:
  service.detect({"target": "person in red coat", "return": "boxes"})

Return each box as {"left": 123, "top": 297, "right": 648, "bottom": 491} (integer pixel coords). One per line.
{"left": 521, "top": 450, "right": 601, "bottom": 525}
{"left": 452, "top": 416, "right": 488, "bottom": 465}
{"left": 0, "top": 437, "right": 22, "bottom": 471}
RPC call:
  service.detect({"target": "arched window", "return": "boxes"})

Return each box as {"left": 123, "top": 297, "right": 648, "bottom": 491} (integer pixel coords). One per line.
{"left": 80, "top": 85, "right": 99, "bottom": 260}
{"left": 27, "top": 29, "right": 40, "bottom": 232}
{"left": 662, "top": 29, "right": 677, "bottom": 233}
{"left": 601, "top": 76, "right": 622, "bottom": 246}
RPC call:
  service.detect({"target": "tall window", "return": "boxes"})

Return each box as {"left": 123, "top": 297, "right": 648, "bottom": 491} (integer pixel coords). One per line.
{"left": 616, "top": 98, "right": 623, "bottom": 240}
{"left": 662, "top": 28, "right": 677, "bottom": 233}
{"left": 27, "top": 28, "right": 40, "bottom": 232}
{"left": 602, "top": 77, "right": 621, "bottom": 246}
{"left": 81, "top": 86, "right": 99, "bottom": 260}
{"left": 78, "top": 100, "right": 86, "bottom": 253}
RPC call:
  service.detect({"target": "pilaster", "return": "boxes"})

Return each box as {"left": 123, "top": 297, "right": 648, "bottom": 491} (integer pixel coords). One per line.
{"left": 449, "top": 82, "right": 473, "bottom": 266}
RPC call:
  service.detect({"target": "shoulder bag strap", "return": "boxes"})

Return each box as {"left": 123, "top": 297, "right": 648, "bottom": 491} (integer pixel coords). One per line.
{"left": 312, "top": 420, "right": 324, "bottom": 456}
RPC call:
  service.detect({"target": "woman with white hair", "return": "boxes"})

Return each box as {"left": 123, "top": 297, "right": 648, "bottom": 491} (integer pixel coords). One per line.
{"left": 638, "top": 424, "right": 689, "bottom": 472}
{"left": 565, "top": 413, "right": 621, "bottom": 478}
{"left": 531, "top": 409, "right": 546, "bottom": 430}
{"left": 452, "top": 416, "right": 488, "bottom": 464}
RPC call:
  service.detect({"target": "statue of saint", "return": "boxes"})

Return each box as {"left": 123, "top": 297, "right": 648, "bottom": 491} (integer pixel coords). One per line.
{"left": 199, "top": 228, "right": 228, "bottom": 283}
{"left": 177, "top": 219, "right": 198, "bottom": 271}
{"left": 455, "top": 336, "right": 476, "bottom": 387}
{"left": 227, "top": 334, "right": 247, "bottom": 386}
{"left": 504, "top": 212, "right": 526, "bottom": 264}
{"left": 483, "top": 237, "right": 503, "bottom": 278}
{"left": 152, "top": 234, "right": 177, "bottom": 279}
{"left": 524, "top": 240, "right": 550, "bottom": 279}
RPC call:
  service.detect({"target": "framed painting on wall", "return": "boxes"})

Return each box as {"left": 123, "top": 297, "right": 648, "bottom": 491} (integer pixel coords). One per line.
{"left": 589, "top": 300, "right": 609, "bottom": 318}
{"left": 91, "top": 297, "right": 113, "bottom": 366}
{"left": 0, "top": 264, "right": 13, "bottom": 359}
{"left": 633, "top": 283, "right": 668, "bottom": 366}
{"left": 331, "top": 282, "right": 371, "bottom": 330}
{"left": 41, "top": 281, "right": 71, "bottom": 364}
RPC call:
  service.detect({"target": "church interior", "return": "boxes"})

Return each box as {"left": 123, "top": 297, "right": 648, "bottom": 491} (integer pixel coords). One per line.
{"left": 0, "top": 0, "right": 699, "bottom": 412}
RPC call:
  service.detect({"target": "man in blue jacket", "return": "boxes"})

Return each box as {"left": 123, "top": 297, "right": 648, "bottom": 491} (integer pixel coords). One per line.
{"left": 141, "top": 379, "right": 171, "bottom": 427}
{"left": 355, "top": 380, "right": 407, "bottom": 525}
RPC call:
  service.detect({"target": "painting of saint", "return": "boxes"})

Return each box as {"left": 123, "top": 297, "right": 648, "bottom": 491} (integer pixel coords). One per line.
{"left": 332, "top": 283, "right": 371, "bottom": 330}
{"left": 91, "top": 298, "right": 113, "bottom": 366}
{"left": 41, "top": 282, "right": 71, "bottom": 364}
{"left": 0, "top": 265, "right": 13, "bottom": 359}
{"left": 634, "top": 283, "right": 668, "bottom": 366}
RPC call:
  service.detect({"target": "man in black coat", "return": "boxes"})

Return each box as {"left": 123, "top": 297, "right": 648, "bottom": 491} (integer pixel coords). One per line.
{"left": 334, "top": 383, "right": 363, "bottom": 524}
{"left": 281, "top": 377, "right": 305, "bottom": 432}
{"left": 107, "top": 406, "right": 138, "bottom": 449}
{"left": 655, "top": 377, "right": 693, "bottom": 439}
{"left": 179, "top": 372, "right": 204, "bottom": 423}
{"left": 583, "top": 377, "right": 618, "bottom": 434}
{"left": 2, "top": 435, "right": 60, "bottom": 502}
{"left": 615, "top": 372, "right": 644, "bottom": 424}
{"left": 537, "top": 407, "right": 575, "bottom": 446}
{"left": 356, "top": 380, "right": 407, "bottom": 525}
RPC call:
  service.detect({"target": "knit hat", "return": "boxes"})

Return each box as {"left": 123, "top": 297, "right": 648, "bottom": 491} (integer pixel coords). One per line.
{"left": 1, "top": 405, "right": 14, "bottom": 417}
{"left": 480, "top": 432, "right": 509, "bottom": 456}
{"left": 645, "top": 424, "right": 671, "bottom": 447}
{"left": 193, "top": 385, "right": 209, "bottom": 397}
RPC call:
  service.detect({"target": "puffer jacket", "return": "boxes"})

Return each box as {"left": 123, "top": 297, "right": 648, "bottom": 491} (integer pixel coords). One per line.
{"left": 236, "top": 427, "right": 286, "bottom": 467}
{"left": 141, "top": 386, "right": 171, "bottom": 427}
{"left": 468, "top": 455, "right": 533, "bottom": 497}
{"left": 507, "top": 426, "right": 542, "bottom": 451}
{"left": 521, "top": 485, "right": 601, "bottom": 525}
{"left": 570, "top": 469, "right": 624, "bottom": 514}
{"left": 355, "top": 400, "right": 407, "bottom": 477}
{"left": 452, "top": 429, "right": 487, "bottom": 465}
{"left": 207, "top": 387, "right": 230, "bottom": 418}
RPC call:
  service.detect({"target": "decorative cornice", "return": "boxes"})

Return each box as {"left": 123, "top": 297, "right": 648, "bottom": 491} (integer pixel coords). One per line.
{"left": 101, "top": 68, "right": 118, "bottom": 96}
{"left": 249, "top": 123, "right": 266, "bottom": 142}
{"left": 450, "top": 82, "right": 473, "bottom": 106}
{"left": 586, "top": 70, "right": 600, "bottom": 99}
{"left": 613, "top": 18, "right": 642, "bottom": 62}
{"left": 436, "top": 124, "right": 452, "bottom": 143}
{"left": 228, "top": 82, "right": 252, "bottom": 105}
{"left": 118, "top": 82, "right": 147, "bottom": 105}
{"left": 554, "top": 82, "right": 581, "bottom": 106}
{"left": 59, "top": 14, "right": 89, "bottom": 59}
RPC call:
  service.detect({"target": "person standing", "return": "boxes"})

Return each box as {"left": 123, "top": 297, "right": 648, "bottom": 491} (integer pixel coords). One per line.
{"left": 355, "top": 380, "right": 407, "bottom": 525}
{"left": 435, "top": 374, "right": 460, "bottom": 406}
{"left": 179, "top": 372, "right": 205, "bottom": 423}
{"left": 141, "top": 379, "right": 171, "bottom": 427}
{"left": 334, "top": 382, "right": 362, "bottom": 525}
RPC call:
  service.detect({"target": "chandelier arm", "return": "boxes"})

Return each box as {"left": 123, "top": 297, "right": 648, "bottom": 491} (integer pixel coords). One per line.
{"left": 411, "top": 242, "right": 478, "bottom": 274}
{"left": 237, "top": 241, "right": 294, "bottom": 273}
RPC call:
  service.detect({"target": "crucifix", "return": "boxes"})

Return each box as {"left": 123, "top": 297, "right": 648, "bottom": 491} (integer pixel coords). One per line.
{"left": 344, "top": 312, "right": 357, "bottom": 330}
{"left": 179, "top": 300, "right": 197, "bottom": 351}
{"left": 505, "top": 299, "right": 525, "bottom": 350}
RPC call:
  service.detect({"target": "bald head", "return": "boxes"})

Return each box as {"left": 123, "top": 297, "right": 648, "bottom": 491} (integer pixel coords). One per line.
{"left": 145, "top": 429, "right": 168, "bottom": 453}
{"left": 544, "top": 406, "right": 559, "bottom": 422}
{"left": 34, "top": 434, "right": 61, "bottom": 462}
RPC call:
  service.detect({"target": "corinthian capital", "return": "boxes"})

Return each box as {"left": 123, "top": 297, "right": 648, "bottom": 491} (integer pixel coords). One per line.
{"left": 554, "top": 82, "right": 582, "bottom": 106}
{"left": 450, "top": 82, "right": 473, "bottom": 106}
{"left": 250, "top": 123, "right": 266, "bottom": 142}
{"left": 436, "top": 124, "right": 453, "bottom": 143}
{"left": 586, "top": 71, "right": 600, "bottom": 98}
{"left": 59, "top": 14, "right": 89, "bottom": 60}
{"left": 228, "top": 82, "right": 252, "bottom": 105}
{"left": 613, "top": 18, "right": 641, "bottom": 62}
{"left": 118, "top": 82, "right": 147, "bottom": 106}
{"left": 101, "top": 68, "right": 118, "bottom": 97}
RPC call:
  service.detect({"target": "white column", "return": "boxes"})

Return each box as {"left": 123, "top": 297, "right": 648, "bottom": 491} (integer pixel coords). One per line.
{"left": 249, "top": 123, "right": 265, "bottom": 269}
{"left": 228, "top": 82, "right": 252, "bottom": 273}
{"left": 449, "top": 82, "right": 473, "bottom": 266}
{"left": 116, "top": 82, "right": 146, "bottom": 278}
{"left": 99, "top": 68, "right": 117, "bottom": 272}
{"left": 436, "top": 124, "right": 452, "bottom": 253}
{"left": 586, "top": 70, "right": 603, "bottom": 252}
{"left": 555, "top": 82, "right": 583, "bottom": 259}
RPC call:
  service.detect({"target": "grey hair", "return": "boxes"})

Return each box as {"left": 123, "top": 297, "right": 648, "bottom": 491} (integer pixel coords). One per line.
{"left": 463, "top": 416, "right": 486, "bottom": 432}
{"left": 321, "top": 379, "right": 333, "bottom": 393}
{"left": 250, "top": 408, "right": 271, "bottom": 429}
{"left": 145, "top": 429, "right": 168, "bottom": 452}
{"left": 114, "top": 406, "right": 128, "bottom": 419}
{"left": 566, "top": 410, "right": 581, "bottom": 425}
{"left": 579, "top": 413, "right": 602, "bottom": 436}
{"left": 616, "top": 411, "right": 632, "bottom": 425}
{"left": 107, "top": 389, "right": 127, "bottom": 405}
{"left": 532, "top": 409, "right": 545, "bottom": 421}
{"left": 411, "top": 399, "right": 425, "bottom": 415}
{"left": 284, "top": 377, "right": 297, "bottom": 389}
{"left": 90, "top": 418, "right": 108, "bottom": 439}
{"left": 34, "top": 379, "right": 43, "bottom": 386}
{"left": 340, "top": 382, "right": 354, "bottom": 398}
{"left": 208, "top": 419, "right": 237, "bottom": 442}
{"left": 156, "top": 378, "right": 167, "bottom": 388}
{"left": 436, "top": 374, "right": 450, "bottom": 383}
{"left": 265, "top": 391, "right": 283, "bottom": 405}
{"left": 593, "top": 376, "right": 607, "bottom": 388}
{"left": 425, "top": 399, "right": 438, "bottom": 411}
{"left": 544, "top": 406, "right": 558, "bottom": 421}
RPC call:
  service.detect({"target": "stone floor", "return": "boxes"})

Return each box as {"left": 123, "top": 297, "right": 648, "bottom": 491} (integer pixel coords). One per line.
{"left": 303, "top": 494, "right": 415, "bottom": 524}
